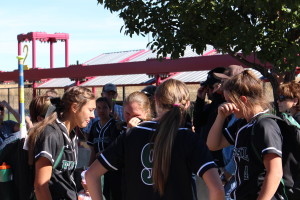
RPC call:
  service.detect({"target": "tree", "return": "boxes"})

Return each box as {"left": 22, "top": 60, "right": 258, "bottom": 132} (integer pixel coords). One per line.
{"left": 98, "top": 0, "right": 300, "bottom": 106}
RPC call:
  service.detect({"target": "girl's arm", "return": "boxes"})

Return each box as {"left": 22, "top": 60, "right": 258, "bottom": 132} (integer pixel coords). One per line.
{"left": 34, "top": 157, "right": 53, "bottom": 200}
{"left": 257, "top": 153, "right": 282, "bottom": 200}
{"left": 207, "top": 103, "right": 237, "bottom": 150}
{"left": 1, "top": 100, "right": 20, "bottom": 123}
{"left": 88, "top": 147, "right": 96, "bottom": 166}
{"left": 202, "top": 168, "right": 225, "bottom": 200}
{"left": 86, "top": 159, "right": 108, "bottom": 200}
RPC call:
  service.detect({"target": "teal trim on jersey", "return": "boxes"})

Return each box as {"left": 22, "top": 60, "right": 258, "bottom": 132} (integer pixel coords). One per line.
{"left": 282, "top": 113, "right": 300, "bottom": 129}
{"left": 53, "top": 146, "right": 65, "bottom": 169}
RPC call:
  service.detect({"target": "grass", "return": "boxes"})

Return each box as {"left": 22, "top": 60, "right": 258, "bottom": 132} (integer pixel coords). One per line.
{"left": 4, "top": 113, "right": 18, "bottom": 122}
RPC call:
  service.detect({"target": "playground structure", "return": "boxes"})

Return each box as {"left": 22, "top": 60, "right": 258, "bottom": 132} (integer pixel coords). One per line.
{"left": 17, "top": 32, "right": 69, "bottom": 96}
{"left": 0, "top": 32, "right": 273, "bottom": 116}
{"left": 1, "top": 33, "right": 259, "bottom": 88}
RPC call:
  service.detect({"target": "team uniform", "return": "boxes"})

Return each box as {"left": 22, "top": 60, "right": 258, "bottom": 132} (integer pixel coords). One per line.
{"left": 0, "top": 120, "right": 17, "bottom": 148}
{"left": 88, "top": 118, "right": 122, "bottom": 200}
{"left": 98, "top": 121, "right": 217, "bottom": 200}
{"left": 223, "top": 111, "right": 284, "bottom": 200}
{"left": 34, "top": 119, "right": 78, "bottom": 200}
{"left": 87, "top": 118, "right": 121, "bottom": 153}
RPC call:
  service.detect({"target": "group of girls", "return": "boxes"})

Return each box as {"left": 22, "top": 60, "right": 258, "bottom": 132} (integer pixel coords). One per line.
{"left": 25, "top": 70, "right": 297, "bottom": 200}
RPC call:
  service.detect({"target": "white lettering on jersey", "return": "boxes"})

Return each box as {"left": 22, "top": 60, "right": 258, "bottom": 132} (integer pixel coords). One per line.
{"left": 233, "top": 147, "right": 249, "bottom": 162}
{"left": 140, "top": 143, "right": 154, "bottom": 185}
{"left": 61, "top": 160, "right": 76, "bottom": 170}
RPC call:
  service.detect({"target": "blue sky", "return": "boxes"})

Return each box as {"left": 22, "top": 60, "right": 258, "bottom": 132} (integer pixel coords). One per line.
{"left": 0, "top": 0, "right": 149, "bottom": 71}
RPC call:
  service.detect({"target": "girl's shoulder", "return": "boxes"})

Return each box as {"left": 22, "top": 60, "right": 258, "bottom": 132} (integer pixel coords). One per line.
{"left": 254, "top": 115, "right": 280, "bottom": 129}
{"left": 40, "top": 122, "right": 66, "bottom": 140}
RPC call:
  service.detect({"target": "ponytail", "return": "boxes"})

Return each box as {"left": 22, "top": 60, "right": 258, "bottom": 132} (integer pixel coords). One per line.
{"left": 153, "top": 105, "right": 184, "bottom": 195}
{"left": 27, "top": 112, "right": 57, "bottom": 165}
{"left": 152, "top": 79, "right": 190, "bottom": 195}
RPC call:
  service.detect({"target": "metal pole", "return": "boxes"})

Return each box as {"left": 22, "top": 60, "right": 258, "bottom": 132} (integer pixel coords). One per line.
{"left": 17, "top": 55, "right": 27, "bottom": 138}
{"left": 7, "top": 88, "right": 10, "bottom": 120}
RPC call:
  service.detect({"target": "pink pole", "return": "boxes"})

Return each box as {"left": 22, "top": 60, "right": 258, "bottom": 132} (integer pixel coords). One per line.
{"left": 50, "top": 41, "right": 54, "bottom": 69}
{"left": 33, "top": 81, "right": 37, "bottom": 97}
{"left": 32, "top": 39, "right": 36, "bottom": 68}
{"left": 65, "top": 39, "right": 69, "bottom": 67}
{"left": 155, "top": 75, "right": 161, "bottom": 86}
{"left": 75, "top": 79, "right": 80, "bottom": 86}
{"left": 18, "top": 42, "right": 22, "bottom": 56}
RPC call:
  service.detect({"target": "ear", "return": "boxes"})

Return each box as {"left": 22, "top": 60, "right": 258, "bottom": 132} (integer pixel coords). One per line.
{"left": 71, "top": 103, "right": 78, "bottom": 113}
{"left": 37, "top": 116, "right": 44, "bottom": 122}
{"left": 240, "top": 96, "right": 247, "bottom": 104}
{"left": 114, "top": 93, "right": 118, "bottom": 99}
{"left": 293, "top": 98, "right": 298, "bottom": 106}
{"left": 184, "top": 100, "right": 191, "bottom": 109}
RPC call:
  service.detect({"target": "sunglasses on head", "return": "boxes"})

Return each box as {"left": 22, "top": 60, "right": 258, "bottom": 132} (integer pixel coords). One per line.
{"left": 278, "top": 95, "right": 291, "bottom": 102}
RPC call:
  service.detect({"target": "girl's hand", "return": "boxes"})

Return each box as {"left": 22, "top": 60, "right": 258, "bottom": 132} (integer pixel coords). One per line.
{"left": 197, "top": 86, "right": 208, "bottom": 99}
{"left": 81, "top": 181, "right": 90, "bottom": 196}
{"left": 218, "top": 103, "right": 239, "bottom": 118}
{"left": 127, "top": 117, "right": 142, "bottom": 128}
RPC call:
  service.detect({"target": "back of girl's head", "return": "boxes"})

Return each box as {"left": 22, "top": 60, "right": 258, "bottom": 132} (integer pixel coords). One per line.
{"left": 222, "top": 70, "right": 269, "bottom": 111}
{"left": 124, "top": 91, "right": 152, "bottom": 120}
{"left": 278, "top": 81, "right": 300, "bottom": 111}
{"left": 152, "top": 79, "right": 190, "bottom": 196}
{"left": 96, "top": 97, "right": 112, "bottom": 110}
{"left": 29, "top": 96, "right": 51, "bottom": 123}
{"left": 155, "top": 78, "right": 190, "bottom": 116}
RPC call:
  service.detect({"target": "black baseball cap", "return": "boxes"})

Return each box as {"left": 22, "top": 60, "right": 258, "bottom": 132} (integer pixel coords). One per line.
{"left": 201, "top": 67, "right": 226, "bottom": 87}
{"left": 141, "top": 85, "right": 157, "bottom": 97}
{"left": 102, "top": 83, "right": 117, "bottom": 93}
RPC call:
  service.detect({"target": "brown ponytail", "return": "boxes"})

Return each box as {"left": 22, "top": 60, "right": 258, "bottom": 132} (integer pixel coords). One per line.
{"left": 152, "top": 79, "right": 190, "bottom": 195}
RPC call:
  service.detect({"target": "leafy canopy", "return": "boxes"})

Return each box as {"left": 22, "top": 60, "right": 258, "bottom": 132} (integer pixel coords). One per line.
{"left": 98, "top": 0, "right": 300, "bottom": 76}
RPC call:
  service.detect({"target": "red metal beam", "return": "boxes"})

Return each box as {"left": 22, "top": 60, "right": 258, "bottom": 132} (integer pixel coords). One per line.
{"left": 0, "top": 53, "right": 261, "bottom": 82}
{"left": 17, "top": 32, "right": 69, "bottom": 42}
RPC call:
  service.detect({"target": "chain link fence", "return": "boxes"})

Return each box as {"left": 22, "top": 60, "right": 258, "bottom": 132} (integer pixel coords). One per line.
{"left": 0, "top": 82, "right": 273, "bottom": 122}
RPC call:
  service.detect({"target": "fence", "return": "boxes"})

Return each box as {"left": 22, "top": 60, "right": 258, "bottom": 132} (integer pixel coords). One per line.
{"left": 0, "top": 83, "right": 201, "bottom": 121}
{"left": 0, "top": 82, "right": 275, "bottom": 122}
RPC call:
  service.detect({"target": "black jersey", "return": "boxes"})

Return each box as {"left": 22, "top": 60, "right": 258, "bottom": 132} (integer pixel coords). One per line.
{"left": 223, "top": 111, "right": 283, "bottom": 200}
{"left": 87, "top": 118, "right": 121, "bottom": 154}
{"left": 34, "top": 119, "right": 78, "bottom": 200}
{"left": 98, "top": 121, "right": 216, "bottom": 200}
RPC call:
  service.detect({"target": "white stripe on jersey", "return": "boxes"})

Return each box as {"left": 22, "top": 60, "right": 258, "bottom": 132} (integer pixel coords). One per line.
{"left": 144, "top": 121, "right": 157, "bottom": 123}
{"left": 100, "top": 153, "right": 118, "bottom": 170}
{"left": 262, "top": 147, "right": 282, "bottom": 155}
{"left": 225, "top": 128, "right": 234, "bottom": 143}
{"left": 197, "top": 161, "right": 216, "bottom": 176}
{"left": 136, "top": 121, "right": 188, "bottom": 132}
{"left": 35, "top": 151, "right": 55, "bottom": 163}
{"left": 135, "top": 126, "right": 155, "bottom": 131}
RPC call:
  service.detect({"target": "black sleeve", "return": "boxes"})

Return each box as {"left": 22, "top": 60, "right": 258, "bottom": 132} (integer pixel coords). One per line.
{"left": 187, "top": 132, "right": 217, "bottom": 177}
{"left": 192, "top": 97, "right": 207, "bottom": 133}
{"left": 253, "top": 118, "right": 282, "bottom": 158}
{"left": 34, "top": 125, "right": 62, "bottom": 165}
{"left": 223, "top": 119, "right": 245, "bottom": 145}
{"left": 97, "top": 132, "right": 126, "bottom": 171}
